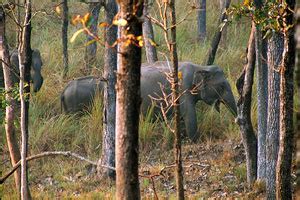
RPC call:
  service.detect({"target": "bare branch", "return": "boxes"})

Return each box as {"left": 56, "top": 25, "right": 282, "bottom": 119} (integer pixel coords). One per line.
{"left": 0, "top": 151, "right": 115, "bottom": 184}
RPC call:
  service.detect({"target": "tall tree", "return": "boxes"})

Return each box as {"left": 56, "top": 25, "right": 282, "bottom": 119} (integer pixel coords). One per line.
{"left": 18, "top": 0, "right": 32, "bottom": 199}
{"left": 219, "top": 0, "right": 228, "bottom": 45}
{"left": 205, "top": 0, "right": 230, "bottom": 65}
{"left": 266, "top": 32, "right": 283, "bottom": 200}
{"left": 296, "top": 2, "right": 300, "bottom": 198}
{"left": 84, "top": 1, "right": 102, "bottom": 71}
{"left": 0, "top": 5, "right": 21, "bottom": 192}
{"left": 143, "top": 0, "right": 158, "bottom": 63}
{"left": 253, "top": 0, "right": 268, "bottom": 181}
{"left": 115, "top": 0, "right": 143, "bottom": 199}
{"left": 276, "top": 0, "right": 295, "bottom": 199}
{"left": 98, "top": 0, "right": 117, "bottom": 179}
{"left": 168, "top": 0, "right": 184, "bottom": 198}
{"left": 197, "top": 0, "right": 206, "bottom": 42}
{"left": 235, "top": 24, "right": 257, "bottom": 186}
{"left": 62, "top": 0, "right": 68, "bottom": 77}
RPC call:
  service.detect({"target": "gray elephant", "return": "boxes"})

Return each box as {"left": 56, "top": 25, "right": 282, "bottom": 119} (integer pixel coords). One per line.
{"left": 61, "top": 76, "right": 104, "bottom": 113}
{"left": 0, "top": 49, "right": 43, "bottom": 92}
{"left": 61, "top": 61, "right": 237, "bottom": 141}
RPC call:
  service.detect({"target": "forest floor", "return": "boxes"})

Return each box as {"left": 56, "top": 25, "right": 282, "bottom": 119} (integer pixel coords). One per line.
{"left": 2, "top": 138, "right": 270, "bottom": 199}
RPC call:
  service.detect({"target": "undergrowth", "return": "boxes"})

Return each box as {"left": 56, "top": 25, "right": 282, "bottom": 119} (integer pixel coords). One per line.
{"left": 0, "top": 0, "right": 266, "bottom": 198}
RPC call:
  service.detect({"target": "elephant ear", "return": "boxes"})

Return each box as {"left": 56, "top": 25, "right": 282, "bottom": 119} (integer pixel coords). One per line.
{"left": 192, "top": 70, "right": 211, "bottom": 89}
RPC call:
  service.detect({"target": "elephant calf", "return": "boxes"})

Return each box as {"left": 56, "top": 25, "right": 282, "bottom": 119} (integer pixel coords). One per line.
{"left": 0, "top": 49, "right": 44, "bottom": 92}
{"left": 61, "top": 61, "right": 237, "bottom": 141}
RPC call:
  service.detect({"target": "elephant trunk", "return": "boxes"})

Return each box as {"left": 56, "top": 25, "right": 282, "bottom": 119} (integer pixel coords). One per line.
{"left": 222, "top": 84, "right": 237, "bottom": 117}
{"left": 32, "top": 75, "right": 43, "bottom": 92}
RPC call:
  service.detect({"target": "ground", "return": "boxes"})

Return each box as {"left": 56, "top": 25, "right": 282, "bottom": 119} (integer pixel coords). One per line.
{"left": 2, "top": 138, "right": 269, "bottom": 199}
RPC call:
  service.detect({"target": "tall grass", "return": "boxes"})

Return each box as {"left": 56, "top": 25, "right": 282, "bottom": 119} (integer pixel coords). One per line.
{"left": 0, "top": 0, "right": 261, "bottom": 197}
{"left": 0, "top": 0, "right": 254, "bottom": 161}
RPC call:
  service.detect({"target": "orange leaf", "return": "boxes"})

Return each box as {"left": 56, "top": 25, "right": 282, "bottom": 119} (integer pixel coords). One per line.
{"left": 99, "top": 22, "right": 109, "bottom": 27}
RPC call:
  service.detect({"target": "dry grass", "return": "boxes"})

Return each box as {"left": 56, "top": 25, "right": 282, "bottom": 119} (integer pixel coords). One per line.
{"left": 0, "top": 0, "right": 271, "bottom": 198}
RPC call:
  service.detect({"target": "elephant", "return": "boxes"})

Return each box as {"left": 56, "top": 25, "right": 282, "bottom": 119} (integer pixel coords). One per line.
{"left": 61, "top": 61, "right": 237, "bottom": 141}
{"left": 60, "top": 76, "right": 104, "bottom": 113}
{"left": 0, "top": 49, "right": 44, "bottom": 92}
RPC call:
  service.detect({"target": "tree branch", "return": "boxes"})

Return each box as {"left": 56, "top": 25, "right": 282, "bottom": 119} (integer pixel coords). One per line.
{"left": 0, "top": 151, "right": 115, "bottom": 184}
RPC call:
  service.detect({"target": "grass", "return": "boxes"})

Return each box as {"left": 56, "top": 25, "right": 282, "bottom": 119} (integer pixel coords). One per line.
{"left": 0, "top": 0, "right": 272, "bottom": 198}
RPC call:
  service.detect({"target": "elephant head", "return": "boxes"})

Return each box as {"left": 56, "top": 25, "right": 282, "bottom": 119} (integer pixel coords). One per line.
{"left": 192, "top": 65, "right": 237, "bottom": 117}
{"left": 10, "top": 49, "right": 43, "bottom": 92}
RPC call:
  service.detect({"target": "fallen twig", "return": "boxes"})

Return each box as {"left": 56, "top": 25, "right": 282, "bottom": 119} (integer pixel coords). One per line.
{"left": 0, "top": 151, "right": 115, "bottom": 184}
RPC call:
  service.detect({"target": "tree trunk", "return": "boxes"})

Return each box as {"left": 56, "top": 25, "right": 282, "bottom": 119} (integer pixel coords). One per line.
{"left": 296, "top": 3, "right": 300, "bottom": 198}
{"left": 253, "top": 0, "right": 269, "bottom": 182}
{"left": 168, "top": 0, "right": 184, "bottom": 199}
{"left": 115, "top": 1, "right": 143, "bottom": 199}
{"left": 19, "top": 1, "right": 32, "bottom": 199}
{"left": 197, "top": 0, "right": 206, "bottom": 42}
{"left": 276, "top": 1, "right": 295, "bottom": 199}
{"left": 0, "top": 6, "right": 21, "bottom": 192}
{"left": 256, "top": 37, "right": 268, "bottom": 181}
{"left": 62, "top": 0, "right": 68, "bottom": 77}
{"left": 219, "top": 0, "right": 228, "bottom": 46}
{"left": 98, "top": 0, "right": 117, "bottom": 179}
{"left": 84, "top": 1, "right": 102, "bottom": 72}
{"left": 205, "top": 0, "right": 230, "bottom": 65}
{"left": 235, "top": 24, "right": 257, "bottom": 186}
{"left": 266, "top": 32, "right": 283, "bottom": 200}
{"left": 143, "top": 0, "right": 158, "bottom": 63}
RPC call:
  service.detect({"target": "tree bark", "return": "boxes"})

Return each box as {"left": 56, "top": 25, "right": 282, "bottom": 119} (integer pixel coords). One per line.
{"left": 197, "top": 0, "right": 206, "bottom": 42}
{"left": 205, "top": 0, "right": 230, "bottom": 65}
{"left": 235, "top": 24, "right": 257, "bottom": 186}
{"left": 266, "top": 32, "right": 283, "bottom": 200}
{"left": 0, "top": 6, "right": 21, "bottom": 192}
{"left": 296, "top": 3, "right": 300, "bottom": 198}
{"left": 19, "top": 1, "right": 32, "bottom": 199}
{"left": 143, "top": 0, "right": 158, "bottom": 63}
{"left": 62, "top": 0, "right": 68, "bottom": 77}
{"left": 168, "top": 0, "right": 184, "bottom": 199}
{"left": 84, "top": 1, "right": 102, "bottom": 72}
{"left": 99, "top": 0, "right": 117, "bottom": 179}
{"left": 219, "top": 0, "right": 228, "bottom": 46}
{"left": 115, "top": 1, "right": 143, "bottom": 199}
{"left": 256, "top": 35, "right": 268, "bottom": 181}
{"left": 253, "top": 0, "right": 268, "bottom": 180}
{"left": 276, "top": 1, "right": 295, "bottom": 199}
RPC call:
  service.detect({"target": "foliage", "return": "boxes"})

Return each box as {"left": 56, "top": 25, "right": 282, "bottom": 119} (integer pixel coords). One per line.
{"left": 0, "top": 0, "right": 261, "bottom": 198}
{"left": 227, "top": 1, "right": 294, "bottom": 37}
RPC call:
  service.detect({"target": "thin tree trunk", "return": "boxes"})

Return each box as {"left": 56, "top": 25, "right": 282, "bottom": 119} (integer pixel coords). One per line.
{"left": 0, "top": 6, "right": 21, "bottom": 192}
{"left": 62, "top": 0, "right": 68, "bottom": 77}
{"left": 235, "top": 24, "right": 257, "bottom": 186}
{"left": 143, "top": 0, "right": 158, "bottom": 63}
{"left": 219, "top": 0, "right": 227, "bottom": 46}
{"left": 197, "top": 0, "right": 206, "bottom": 42}
{"left": 253, "top": 0, "right": 268, "bottom": 181}
{"left": 276, "top": 1, "right": 295, "bottom": 199}
{"left": 296, "top": 3, "right": 300, "bottom": 198}
{"left": 169, "top": 0, "right": 184, "bottom": 199}
{"left": 19, "top": 1, "right": 32, "bottom": 199}
{"left": 266, "top": 32, "right": 283, "bottom": 200}
{"left": 115, "top": 1, "right": 143, "bottom": 199}
{"left": 84, "top": 1, "right": 102, "bottom": 72}
{"left": 99, "top": 0, "right": 117, "bottom": 179}
{"left": 205, "top": 0, "right": 230, "bottom": 65}
{"left": 256, "top": 36, "right": 268, "bottom": 180}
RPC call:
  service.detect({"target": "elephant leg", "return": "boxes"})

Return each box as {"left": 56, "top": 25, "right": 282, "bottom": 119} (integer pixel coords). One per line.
{"left": 182, "top": 98, "right": 198, "bottom": 142}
